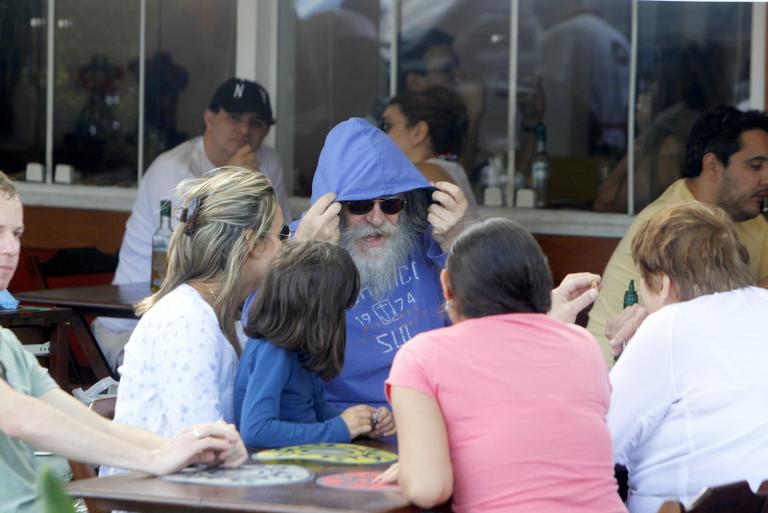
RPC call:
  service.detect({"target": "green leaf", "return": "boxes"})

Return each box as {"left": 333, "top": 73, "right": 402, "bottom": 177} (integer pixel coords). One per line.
{"left": 39, "top": 466, "right": 78, "bottom": 513}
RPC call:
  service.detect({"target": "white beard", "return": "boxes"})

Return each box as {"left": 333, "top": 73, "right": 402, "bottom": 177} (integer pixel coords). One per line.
{"left": 340, "top": 219, "right": 417, "bottom": 300}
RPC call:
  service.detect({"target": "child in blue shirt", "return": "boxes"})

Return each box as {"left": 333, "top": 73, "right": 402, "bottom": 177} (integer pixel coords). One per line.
{"left": 234, "top": 240, "right": 395, "bottom": 447}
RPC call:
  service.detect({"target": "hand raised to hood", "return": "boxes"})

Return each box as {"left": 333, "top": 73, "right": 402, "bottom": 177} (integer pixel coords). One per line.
{"left": 428, "top": 181, "right": 468, "bottom": 253}
{"left": 294, "top": 192, "right": 341, "bottom": 243}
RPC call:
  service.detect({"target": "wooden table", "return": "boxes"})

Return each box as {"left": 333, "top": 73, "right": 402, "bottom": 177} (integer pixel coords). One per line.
{"left": 16, "top": 282, "right": 150, "bottom": 318}
{"left": 0, "top": 306, "right": 73, "bottom": 387}
{"left": 66, "top": 443, "right": 434, "bottom": 513}
{"left": 15, "top": 283, "right": 151, "bottom": 381}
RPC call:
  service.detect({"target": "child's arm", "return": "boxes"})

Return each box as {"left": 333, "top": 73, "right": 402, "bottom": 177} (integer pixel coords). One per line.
{"left": 312, "top": 374, "right": 342, "bottom": 422}
{"left": 238, "top": 344, "right": 351, "bottom": 447}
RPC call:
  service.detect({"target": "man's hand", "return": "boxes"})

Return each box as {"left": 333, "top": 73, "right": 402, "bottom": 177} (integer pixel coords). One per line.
{"left": 429, "top": 181, "right": 468, "bottom": 252}
{"left": 606, "top": 304, "right": 648, "bottom": 357}
{"left": 227, "top": 144, "right": 260, "bottom": 171}
{"left": 548, "top": 272, "right": 600, "bottom": 324}
{"left": 294, "top": 193, "right": 341, "bottom": 243}
{"left": 368, "top": 406, "right": 396, "bottom": 438}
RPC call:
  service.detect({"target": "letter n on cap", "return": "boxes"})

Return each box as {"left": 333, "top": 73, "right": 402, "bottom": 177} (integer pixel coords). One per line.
{"left": 233, "top": 82, "right": 245, "bottom": 98}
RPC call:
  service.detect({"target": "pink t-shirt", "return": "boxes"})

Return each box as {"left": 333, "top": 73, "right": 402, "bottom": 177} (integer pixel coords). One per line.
{"left": 386, "top": 313, "right": 626, "bottom": 513}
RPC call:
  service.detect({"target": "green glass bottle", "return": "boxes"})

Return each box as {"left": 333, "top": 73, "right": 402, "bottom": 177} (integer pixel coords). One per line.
{"left": 151, "top": 200, "right": 172, "bottom": 293}
{"left": 623, "top": 280, "right": 639, "bottom": 309}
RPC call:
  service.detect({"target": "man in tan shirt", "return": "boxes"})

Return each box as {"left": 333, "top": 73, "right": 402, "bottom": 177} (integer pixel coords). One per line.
{"left": 588, "top": 106, "right": 768, "bottom": 365}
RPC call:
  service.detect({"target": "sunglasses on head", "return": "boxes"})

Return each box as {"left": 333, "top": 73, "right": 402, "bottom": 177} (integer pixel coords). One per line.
{"left": 342, "top": 197, "right": 407, "bottom": 216}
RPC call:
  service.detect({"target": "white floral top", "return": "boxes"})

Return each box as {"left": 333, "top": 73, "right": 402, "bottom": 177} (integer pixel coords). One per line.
{"left": 110, "top": 284, "right": 237, "bottom": 438}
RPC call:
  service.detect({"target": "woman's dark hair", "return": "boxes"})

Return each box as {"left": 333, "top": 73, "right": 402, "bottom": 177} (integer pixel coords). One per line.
{"left": 447, "top": 218, "right": 552, "bottom": 318}
{"left": 388, "top": 86, "right": 469, "bottom": 157}
{"left": 245, "top": 240, "right": 360, "bottom": 380}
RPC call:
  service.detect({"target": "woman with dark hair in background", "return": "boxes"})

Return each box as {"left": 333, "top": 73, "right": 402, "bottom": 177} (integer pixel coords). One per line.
{"left": 381, "top": 86, "right": 478, "bottom": 214}
{"left": 377, "top": 217, "right": 625, "bottom": 513}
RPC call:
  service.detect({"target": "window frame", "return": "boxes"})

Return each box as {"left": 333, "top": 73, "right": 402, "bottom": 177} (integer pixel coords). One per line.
{"left": 17, "top": 0, "right": 767, "bottom": 236}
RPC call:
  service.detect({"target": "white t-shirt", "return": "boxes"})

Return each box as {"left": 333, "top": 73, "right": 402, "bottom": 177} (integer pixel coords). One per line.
{"left": 608, "top": 286, "right": 768, "bottom": 513}
{"left": 426, "top": 157, "right": 477, "bottom": 216}
{"left": 101, "top": 136, "right": 290, "bottom": 332}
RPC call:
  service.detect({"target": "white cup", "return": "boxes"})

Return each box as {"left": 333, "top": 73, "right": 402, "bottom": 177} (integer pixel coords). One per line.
{"left": 25, "top": 162, "right": 45, "bottom": 182}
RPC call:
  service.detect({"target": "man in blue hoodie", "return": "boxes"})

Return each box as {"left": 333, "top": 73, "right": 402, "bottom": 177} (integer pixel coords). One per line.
{"left": 289, "top": 118, "right": 468, "bottom": 421}
{"left": 248, "top": 118, "right": 598, "bottom": 438}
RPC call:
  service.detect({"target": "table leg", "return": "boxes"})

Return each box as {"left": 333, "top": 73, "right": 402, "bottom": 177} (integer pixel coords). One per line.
{"left": 70, "top": 317, "right": 112, "bottom": 380}
{"left": 48, "top": 321, "right": 71, "bottom": 389}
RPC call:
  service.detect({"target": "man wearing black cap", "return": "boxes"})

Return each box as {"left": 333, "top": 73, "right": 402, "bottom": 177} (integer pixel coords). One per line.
{"left": 92, "top": 78, "right": 291, "bottom": 370}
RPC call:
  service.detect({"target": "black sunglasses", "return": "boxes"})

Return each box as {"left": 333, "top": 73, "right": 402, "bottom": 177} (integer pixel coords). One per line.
{"left": 343, "top": 197, "right": 407, "bottom": 216}
{"left": 271, "top": 224, "right": 291, "bottom": 241}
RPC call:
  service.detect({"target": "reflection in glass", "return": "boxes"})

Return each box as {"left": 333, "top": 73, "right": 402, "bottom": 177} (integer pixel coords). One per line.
{"left": 0, "top": 1, "right": 47, "bottom": 180}
{"left": 289, "top": 0, "right": 388, "bottom": 196}
{"left": 143, "top": 0, "right": 236, "bottom": 172}
{"left": 53, "top": 0, "right": 140, "bottom": 186}
{"left": 521, "top": 0, "right": 631, "bottom": 210}
{"left": 595, "top": 1, "right": 751, "bottom": 213}
{"left": 395, "top": 0, "right": 510, "bottom": 205}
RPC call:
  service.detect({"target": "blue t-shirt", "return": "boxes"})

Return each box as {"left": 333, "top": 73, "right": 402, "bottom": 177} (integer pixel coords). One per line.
{"left": 233, "top": 338, "right": 349, "bottom": 448}
{"left": 325, "top": 232, "right": 447, "bottom": 410}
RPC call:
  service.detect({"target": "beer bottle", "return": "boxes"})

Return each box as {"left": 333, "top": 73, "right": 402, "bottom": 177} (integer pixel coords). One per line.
{"left": 151, "top": 200, "right": 172, "bottom": 293}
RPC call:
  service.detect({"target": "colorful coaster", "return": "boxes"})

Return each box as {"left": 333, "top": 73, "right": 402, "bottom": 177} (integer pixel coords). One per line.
{"left": 254, "top": 443, "right": 398, "bottom": 465}
{"left": 162, "top": 464, "right": 313, "bottom": 487}
{"left": 317, "top": 471, "right": 400, "bottom": 492}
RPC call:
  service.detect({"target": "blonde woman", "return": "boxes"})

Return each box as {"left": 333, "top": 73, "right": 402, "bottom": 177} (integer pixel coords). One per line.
{"left": 103, "top": 167, "right": 285, "bottom": 473}
{"left": 0, "top": 171, "right": 246, "bottom": 512}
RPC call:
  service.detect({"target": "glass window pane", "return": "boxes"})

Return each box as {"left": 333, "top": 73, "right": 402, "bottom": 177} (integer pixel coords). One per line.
{"left": 617, "top": 1, "right": 751, "bottom": 213}
{"left": 53, "top": 0, "right": 140, "bottom": 186}
{"left": 520, "top": 1, "right": 631, "bottom": 210}
{"left": 0, "top": 1, "right": 47, "bottom": 180}
{"left": 143, "top": 0, "right": 237, "bottom": 171}
{"left": 287, "top": 0, "right": 390, "bottom": 196}
{"left": 397, "top": 0, "right": 511, "bottom": 207}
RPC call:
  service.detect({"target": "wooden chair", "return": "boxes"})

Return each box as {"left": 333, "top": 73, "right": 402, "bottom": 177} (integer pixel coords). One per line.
{"left": 656, "top": 480, "right": 768, "bottom": 513}
{"left": 68, "top": 395, "right": 116, "bottom": 513}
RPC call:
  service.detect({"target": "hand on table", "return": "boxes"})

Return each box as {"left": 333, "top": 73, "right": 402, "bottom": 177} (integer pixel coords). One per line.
{"left": 341, "top": 404, "right": 376, "bottom": 439}
{"left": 368, "top": 406, "right": 396, "bottom": 438}
{"left": 294, "top": 193, "right": 341, "bottom": 243}
{"left": 150, "top": 420, "right": 247, "bottom": 475}
{"left": 606, "top": 304, "right": 648, "bottom": 358}
{"left": 548, "top": 272, "right": 600, "bottom": 324}
{"left": 429, "top": 181, "right": 468, "bottom": 253}
{"left": 227, "top": 144, "right": 260, "bottom": 171}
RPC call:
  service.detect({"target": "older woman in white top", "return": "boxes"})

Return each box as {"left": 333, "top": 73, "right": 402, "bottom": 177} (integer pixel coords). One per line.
{"left": 608, "top": 202, "right": 768, "bottom": 513}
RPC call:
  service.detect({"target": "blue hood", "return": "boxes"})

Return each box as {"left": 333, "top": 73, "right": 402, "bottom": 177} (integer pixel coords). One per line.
{"left": 311, "top": 118, "right": 430, "bottom": 203}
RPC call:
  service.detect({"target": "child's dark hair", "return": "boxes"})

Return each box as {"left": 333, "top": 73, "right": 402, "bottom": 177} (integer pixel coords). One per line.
{"left": 245, "top": 240, "right": 360, "bottom": 380}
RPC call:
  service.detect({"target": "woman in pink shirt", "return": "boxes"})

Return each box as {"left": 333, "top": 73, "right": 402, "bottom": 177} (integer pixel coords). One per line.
{"left": 381, "top": 218, "right": 626, "bottom": 513}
